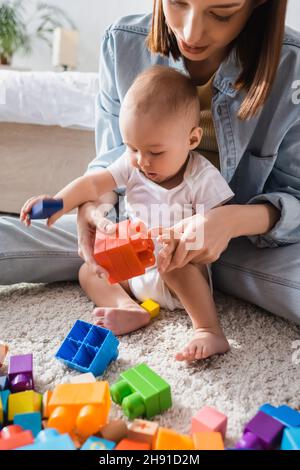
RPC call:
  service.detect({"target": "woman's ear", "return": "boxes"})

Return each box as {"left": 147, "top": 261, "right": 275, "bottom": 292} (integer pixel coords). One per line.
{"left": 189, "top": 126, "right": 203, "bottom": 150}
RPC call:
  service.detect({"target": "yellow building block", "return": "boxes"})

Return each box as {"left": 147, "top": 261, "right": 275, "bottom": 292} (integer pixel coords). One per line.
{"left": 48, "top": 382, "right": 110, "bottom": 437}
{"left": 127, "top": 419, "right": 159, "bottom": 447}
{"left": 154, "top": 427, "right": 194, "bottom": 450}
{"left": 8, "top": 390, "right": 42, "bottom": 421}
{"left": 140, "top": 299, "right": 160, "bottom": 319}
{"left": 193, "top": 431, "right": 224, "bottom": 450}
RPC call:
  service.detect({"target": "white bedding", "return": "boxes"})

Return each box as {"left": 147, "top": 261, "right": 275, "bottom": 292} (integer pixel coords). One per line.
{"left": 0, "top": 71, "right": 99, "bottom": 129}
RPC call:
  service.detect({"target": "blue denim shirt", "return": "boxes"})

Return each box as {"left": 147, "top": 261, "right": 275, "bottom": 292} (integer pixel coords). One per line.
{"left": 87, "top": 13, "right": 300, "bottom": 248}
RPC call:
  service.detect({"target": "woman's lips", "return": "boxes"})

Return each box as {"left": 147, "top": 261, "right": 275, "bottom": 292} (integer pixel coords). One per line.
{"left": 179, "top": 39, "right": 209, "bottom": 54}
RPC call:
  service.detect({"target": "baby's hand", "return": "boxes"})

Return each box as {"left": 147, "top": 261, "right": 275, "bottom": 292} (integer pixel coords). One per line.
{"left": 20, "top": 194, "right": 58, "bottom": 227}
{"left": 149, "top": 226, "right": 179, "bottom": 272}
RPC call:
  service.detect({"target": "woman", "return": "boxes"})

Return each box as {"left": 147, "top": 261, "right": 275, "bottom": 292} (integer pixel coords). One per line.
{"left": 1, "top": 0, "right": 300, "bottom": 323}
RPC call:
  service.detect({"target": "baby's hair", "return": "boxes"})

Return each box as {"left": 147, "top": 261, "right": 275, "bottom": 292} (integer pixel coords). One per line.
{"left": 123, "top": 65, "right": 200, "bottom": 126}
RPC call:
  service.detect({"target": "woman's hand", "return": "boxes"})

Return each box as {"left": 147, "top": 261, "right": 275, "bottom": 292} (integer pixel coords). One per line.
{"left": 77, "top": 200, "right": 118, "bottom": 278}
{"left": 150, "top": 206, "right": 236, "bottom": 272}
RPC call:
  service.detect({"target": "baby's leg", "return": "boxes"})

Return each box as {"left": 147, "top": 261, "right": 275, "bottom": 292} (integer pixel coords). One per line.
{"left": 161, "top": 263, "right": 229, "bottom": 362}
{"left": 78, "top": 263, "right": 150, "bottom": 335}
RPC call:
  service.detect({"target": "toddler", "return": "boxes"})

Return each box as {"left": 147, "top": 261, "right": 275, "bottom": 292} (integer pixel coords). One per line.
{"left": 21, "top": 66, "right": 234, "bottom": 362}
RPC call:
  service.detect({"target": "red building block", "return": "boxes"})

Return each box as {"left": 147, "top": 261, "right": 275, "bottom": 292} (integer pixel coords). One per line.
{"left": 0, "top": 425, "right": 34, "bottom": 450}
{"left": 94, "top": 219, "right": 155, "bottom": 284}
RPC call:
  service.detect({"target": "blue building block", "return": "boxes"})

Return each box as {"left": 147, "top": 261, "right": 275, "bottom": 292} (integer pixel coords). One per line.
{"left": 30, "top": 199, "right": 63, "bottom": 219}
{"left": 55, "top": 320, "right": 119, "bottom": 376}
{"left": 0, "top": 376, "right": 8, "bottom": 391}
{"left": 281, "top": 427, "right": 300, "bottom": 450}
{"left": 17, "top": 428, "right": 76, "bottom": 450}
{"left": 14, "top": 412, "right": 42, "bottom": 437}
{"left": 0, "top": 390, "right": 11, "bottom": 420}
{"left": 81, "top": 436, "right": 116, "bottom": 450}
{"left": 259, "top": 403, "right": 300, "bottom": 428}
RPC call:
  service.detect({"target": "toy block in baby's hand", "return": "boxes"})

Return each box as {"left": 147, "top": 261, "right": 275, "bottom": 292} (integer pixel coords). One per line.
{"left": 30, "top": 198, "right": 63, "bottom": 219}
{"left": 94, "top": 219, "right": 155, "bottom": 284}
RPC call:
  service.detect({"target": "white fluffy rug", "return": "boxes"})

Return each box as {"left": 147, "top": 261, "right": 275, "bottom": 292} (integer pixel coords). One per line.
{"left": 1, "top": 282, "right": 300, "bottom": 447}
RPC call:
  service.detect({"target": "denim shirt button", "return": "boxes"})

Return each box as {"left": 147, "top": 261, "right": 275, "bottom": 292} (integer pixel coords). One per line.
{"left": 217, "top": 106, "right": 222, "bottom": 116}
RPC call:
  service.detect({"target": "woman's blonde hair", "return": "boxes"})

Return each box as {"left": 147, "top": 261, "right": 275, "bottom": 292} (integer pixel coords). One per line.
{"left": 147, "top": 0, "right": 288, "bottom": 120}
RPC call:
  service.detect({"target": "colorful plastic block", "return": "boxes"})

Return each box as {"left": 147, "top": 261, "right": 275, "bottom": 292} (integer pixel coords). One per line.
{"left": 18, "top": 428, "right": 76, "bottom": 450}
{"left": 192, "top": 431, "right": 224, "bottom": 450}
{"left": 42, "top": 390, "right": 52, "bottom": 418}
{"left": 8, "top": 353, "right": 34, "bottom": 392}
{"left": 154, "top": 428, "right": 194, "bottom": 450}
{"left": 0, "top": 390, "right": 10, "bottom": 422}
{"left": 0, "top": 425, "right": 34, "bottom": 450}
{"left": 140, "top": 299, "right": 160, "bottom": 320}
{"left": 0, "top": 375, "right": 9, "bottom": 391}
{"left": 115, "top": 438, "right": 151, "bottom": 450}
{"left": 0, "top": 395, "right": 3, "bottom": 424}
{"left": 235, "top": 411, "right": 284, "bottom": 450}
{"left": 110, "top": 363, "right": 172, "bottom": 420}
{"left": 127, "top": 419, "right": 159, "bottom": 447}
{"left": 69, "top": 372, "right": 96, "bottom": 384}
{"left": 30, "top": 198, "right": 63, "bottom": 219}
{"left": 260, "top": 403, "right": 300, "bottom": 428}
{"left": 81, "top": 436, "right": 116, "bottom": 450}
{"left": 234, "top": 431, "right": 264, "bottom": 450}
{"left": 55, "top": 320, "right": 119, "bottom": 376}
{"left": 0, "top": 343, "right": 9, "bottom": 367}
{"left": 191, "top": 406, "right": 227, "bottom": 439}
{"left": 94, "top": 219, "right": 155, "bottom": 284}
{"left": 14, "top": 412, "right": 42, "bottom": 437}
{"left": 281, "top": 427, "right": 300, "bottom": 450}
{"left": 8, "top": 390, "right": 42, "bottom": 421}
{"left": 100, "top": 419, "right": 128, "bottom": 443}
{"left": 47, "top": 381, "right": 110, "bottom": 436}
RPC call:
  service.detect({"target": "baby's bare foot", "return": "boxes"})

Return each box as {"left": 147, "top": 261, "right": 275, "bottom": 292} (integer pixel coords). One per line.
{"left": 93, "top": 304, "right": 150, "bottom": 335}
{"left": 176, "top": 328, "right": 230, "bottom": 362}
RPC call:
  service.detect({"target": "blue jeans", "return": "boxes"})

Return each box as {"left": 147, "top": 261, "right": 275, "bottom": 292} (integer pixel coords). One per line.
{"left": 1, "top": 214, "right": 299, "bottom": 324}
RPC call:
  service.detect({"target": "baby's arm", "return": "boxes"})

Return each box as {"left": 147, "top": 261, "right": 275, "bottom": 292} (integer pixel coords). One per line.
{"left": 20, "top": 169, "right": 117, "bottom": 226}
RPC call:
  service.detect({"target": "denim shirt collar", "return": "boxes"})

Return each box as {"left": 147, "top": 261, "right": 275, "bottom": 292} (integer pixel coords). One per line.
{"left": 168, "top": 48, "right": 241, "bottom": 97}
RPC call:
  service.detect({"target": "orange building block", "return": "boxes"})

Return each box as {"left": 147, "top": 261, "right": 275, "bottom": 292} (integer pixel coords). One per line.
{"left": 94, "top": 219, "right": 155, "bottom": 284}
{"left": 154, "top": 427, "right": 195, "bottom": 450}
{"left": 42, "top": 390, "right": 53, "bottom": 418}
{"left": 48, "top": 382, "right": 110, "bottom": 437}
{"left": 115, "top": 438, "right": 150, "bottom": 450}
{"left": 0, "top": 425, "right": 34, "bottom": 450}
{"left": 192, "top": 432, "right": 225, "bottom": 450}
{"left": 0, "top": 342, "right": 9, "bottom": 367}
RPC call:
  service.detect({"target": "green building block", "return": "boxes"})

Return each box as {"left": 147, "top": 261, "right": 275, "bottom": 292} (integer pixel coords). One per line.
{"left": 110, "top": 363, "right": 172, "bottom": 420}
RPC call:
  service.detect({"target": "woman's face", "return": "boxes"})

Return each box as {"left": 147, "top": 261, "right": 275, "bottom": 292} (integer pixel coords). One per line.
{"left": 162, "top": 0, "right": 262, "bottom": 61}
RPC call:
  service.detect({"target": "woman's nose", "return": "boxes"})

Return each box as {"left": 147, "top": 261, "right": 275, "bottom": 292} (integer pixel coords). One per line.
{"left": 183, "top": 10, "right": 205, "bottom": 45}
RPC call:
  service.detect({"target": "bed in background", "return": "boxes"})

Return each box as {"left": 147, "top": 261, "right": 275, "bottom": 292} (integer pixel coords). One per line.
{"left": 0, "top": 70, "right": 99, "bottom": 214}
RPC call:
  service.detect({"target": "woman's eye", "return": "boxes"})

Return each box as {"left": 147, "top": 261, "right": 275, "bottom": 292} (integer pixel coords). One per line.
{"left": 210, "top": 12, "right": 233, "bottom": 22}
{"left": 169, "top": 1, "right": 187, "bottom": 7}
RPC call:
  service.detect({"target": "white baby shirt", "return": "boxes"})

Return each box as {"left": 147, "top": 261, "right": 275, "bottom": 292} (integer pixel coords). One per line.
{"left": 107, "top": 150, "right": 234, "bottom": 230}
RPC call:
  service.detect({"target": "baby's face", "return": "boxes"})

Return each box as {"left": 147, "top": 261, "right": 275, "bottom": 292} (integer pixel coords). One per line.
{"left": 120, "top": 107, "right": 196, "bottom": 184}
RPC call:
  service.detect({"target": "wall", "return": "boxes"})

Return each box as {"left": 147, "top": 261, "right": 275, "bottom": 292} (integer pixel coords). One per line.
{"left": 13, "top": 0, "right": 300, "bottom": 72}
